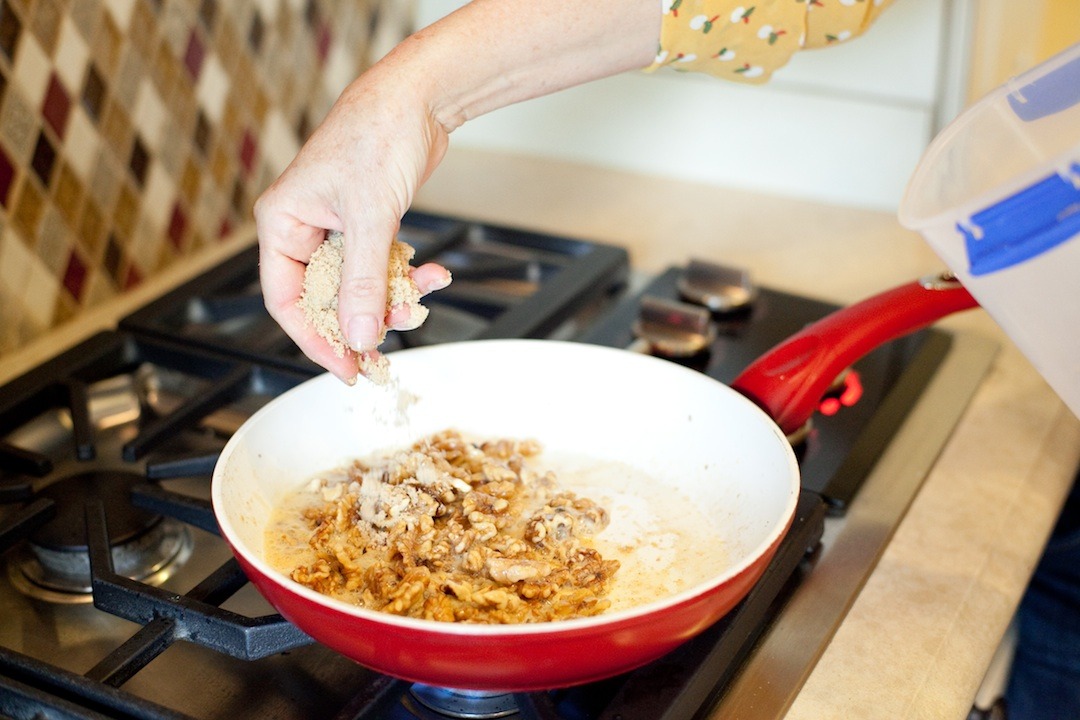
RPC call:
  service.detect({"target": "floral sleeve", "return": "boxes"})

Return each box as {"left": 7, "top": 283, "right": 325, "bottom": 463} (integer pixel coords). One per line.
{"left": 646, "top": 0, "right": 896, "bottom": 83}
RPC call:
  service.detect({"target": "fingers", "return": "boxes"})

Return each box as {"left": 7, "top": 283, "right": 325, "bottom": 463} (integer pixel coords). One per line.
{"left": 256, "top": 212, "right": 329, "bottom": 322}
{"left": 257, "top": 198, "right": 453, "bottom": 382}
{"left": 337, "top": 217, "right": 396, "bottom": 353}
{"left": 253, "top": 69, "right": 453, "bottom": 378}
{"left": 385, "top": 262, "right": 452, "bottom": 331}
{"left": 255, "top": 188, "right": 366, "bottom": 384}
{"left": 258, "top": 240, "right": 360, "bottom": 384}
{"left": 386, "top": 304, "right": 425, "bottom": 331}
{"left": 277, "top": 289, "right": 362, "bottom": 383}
{"left": 411, "top": 262, "right": 453, "bottom": 295}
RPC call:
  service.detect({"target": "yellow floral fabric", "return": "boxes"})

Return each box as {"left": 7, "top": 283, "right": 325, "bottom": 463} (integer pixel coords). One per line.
{"left": 646, "top": 0, "right": 895, "bottom": 83}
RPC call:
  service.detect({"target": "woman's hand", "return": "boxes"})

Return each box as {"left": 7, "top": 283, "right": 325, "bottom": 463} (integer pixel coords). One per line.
{"left": 255, "top": 0, "right": 658, "bottom": 380}
{"left": 254, "top": 66, "right": 452, "bottom": 382}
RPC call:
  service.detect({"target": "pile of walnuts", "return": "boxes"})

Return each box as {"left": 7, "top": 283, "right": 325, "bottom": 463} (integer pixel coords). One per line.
{"left": 290, "top": 430, "right": 620, "bottom": 623}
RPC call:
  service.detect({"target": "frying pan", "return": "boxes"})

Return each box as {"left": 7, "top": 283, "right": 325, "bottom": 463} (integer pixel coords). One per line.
{"left": 211, "top": 274, "right": 977, "bottom": 691}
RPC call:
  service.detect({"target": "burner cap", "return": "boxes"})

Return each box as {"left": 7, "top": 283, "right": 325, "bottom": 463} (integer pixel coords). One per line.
{"left": 31, "top": 471, "right": 160, "bottom": 550}
{"left": 11, "top": 517, "right": 192, "bottom": 603}
{"left": 677, "top": 259, "right": 758, "bottom": 313}
{"left": 408, "top": 685, "right": 518, "bottom": 719}
{"left": 632, "top": 296, "right": 716, "bottom": 358}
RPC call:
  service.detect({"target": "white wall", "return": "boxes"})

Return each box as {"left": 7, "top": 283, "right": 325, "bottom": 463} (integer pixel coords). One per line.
{"left": 415, "top": 0, "right": 970, "bottom": 211}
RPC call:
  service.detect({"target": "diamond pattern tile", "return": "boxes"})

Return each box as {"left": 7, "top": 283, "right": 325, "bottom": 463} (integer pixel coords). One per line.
{"left": 61, "top": 246, "right": 86, "bottom": 301}
{"left": 81, "top": 64, "right": 105, "bottom": 120}
{"left": 0, "top": 143, "right": 14, "bottom": 206}
{"left": 0, "top": 3, "right": 21, "bottom": 63}
{"left": 30, "top": 0, "right": 61, "bottom": 58}
{"left": 41, "top": 72, "right": 69, "bottom": 136}
{"left": 0, "top": 0, "right": 400, "bottom": 355}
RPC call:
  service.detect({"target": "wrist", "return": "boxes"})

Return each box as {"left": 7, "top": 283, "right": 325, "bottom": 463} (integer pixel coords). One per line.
{"left": 345, "top": 31, "right": 468, "bottom": 136}
{"left": 370, "top": 0, "right": 659, "bottom": 134}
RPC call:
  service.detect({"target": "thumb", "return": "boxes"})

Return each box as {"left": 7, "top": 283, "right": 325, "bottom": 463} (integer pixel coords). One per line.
{"left": 337, "top": 219, "right": 395, "bottom": 352}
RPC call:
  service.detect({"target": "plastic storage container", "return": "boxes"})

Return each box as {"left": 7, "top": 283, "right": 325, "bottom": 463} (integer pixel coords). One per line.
{"left": 900, "top": 42, "right": 1080, "bottom": 419}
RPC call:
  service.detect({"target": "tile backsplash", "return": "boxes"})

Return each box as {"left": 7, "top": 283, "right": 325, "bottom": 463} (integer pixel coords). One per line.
{"left": 0, "top": 0, "right": 408, "bottom": 356}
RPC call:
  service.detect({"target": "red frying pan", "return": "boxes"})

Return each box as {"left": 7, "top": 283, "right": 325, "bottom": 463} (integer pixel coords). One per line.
{"left": 211, "top": 274, "right": 976, "bottom": 691}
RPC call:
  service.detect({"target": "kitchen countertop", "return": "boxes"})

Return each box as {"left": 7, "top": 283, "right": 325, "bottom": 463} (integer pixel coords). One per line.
{"left": 3, "top": 148, "right": 1078, "bottom": 719}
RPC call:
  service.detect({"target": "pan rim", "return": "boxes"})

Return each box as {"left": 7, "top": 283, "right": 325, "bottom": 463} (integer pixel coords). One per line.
{"left": 211, "top": 339, "right": 801, "bottom": 637}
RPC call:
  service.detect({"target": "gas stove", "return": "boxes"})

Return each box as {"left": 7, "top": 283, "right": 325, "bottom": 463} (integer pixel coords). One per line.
{"left": 0, "top": 211, "right": 995, "bottom": 719}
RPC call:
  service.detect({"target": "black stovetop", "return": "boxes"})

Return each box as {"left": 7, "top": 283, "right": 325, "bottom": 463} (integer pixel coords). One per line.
{"left": 120, "top": 211, "right": 631, "bottom": 375}
{"left": 581, "top": 267, "right": 953, "bottom": 513}
{"left": 0, "top": 210, "right": 955, "bottom": 720}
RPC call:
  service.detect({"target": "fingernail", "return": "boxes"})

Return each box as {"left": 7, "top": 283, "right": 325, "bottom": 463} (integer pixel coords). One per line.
{"left": 386, "top": 303, "right": 421, "bottom": 330}
{"left": 391, "top": 316, "right": 424, "bottom": 332}
{"left": 347, "top": 314, "right": 381, "bottom": 351}
{"left": 430, "top": 270, "right": 453, "bottom": 291}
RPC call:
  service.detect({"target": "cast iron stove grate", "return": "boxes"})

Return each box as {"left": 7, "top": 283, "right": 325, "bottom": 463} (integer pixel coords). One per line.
{"left": 0, "top": 328, "right": 824, "bottom": 720}
{"left": 0, "top": 494, "right": 824, "bottom": 720}
{"left": 120, "top": 211, "right": 630, "bottom": 375}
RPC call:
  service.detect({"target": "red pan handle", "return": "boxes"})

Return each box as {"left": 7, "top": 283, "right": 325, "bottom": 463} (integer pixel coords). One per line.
{"left": 730, "top": 274, "right": 979, "bottom": 436}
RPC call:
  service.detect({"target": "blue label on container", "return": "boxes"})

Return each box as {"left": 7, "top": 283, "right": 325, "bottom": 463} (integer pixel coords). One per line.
{"left": 1008, "top": 47, "right": 1080, "bottom": 121}
{"left": 960, "top": 163, "right": 1080, "bottom": 276}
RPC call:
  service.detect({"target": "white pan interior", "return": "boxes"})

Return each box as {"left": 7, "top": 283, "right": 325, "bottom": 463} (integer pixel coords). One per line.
{"left": 212, "top": 340, "right": 799, "bottom": 624}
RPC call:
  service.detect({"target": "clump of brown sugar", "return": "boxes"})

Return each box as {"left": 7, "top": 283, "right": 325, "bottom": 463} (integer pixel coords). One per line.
{"left": 298, "top": 231, "right": 429, "bottom": 383}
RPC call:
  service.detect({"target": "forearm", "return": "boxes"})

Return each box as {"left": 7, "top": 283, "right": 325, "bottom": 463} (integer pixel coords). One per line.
{"left": 371, "top": 0, "right": 661, "bottom": 132}
{"left": 256, "top": 0, "right": 660, "bottom": 375}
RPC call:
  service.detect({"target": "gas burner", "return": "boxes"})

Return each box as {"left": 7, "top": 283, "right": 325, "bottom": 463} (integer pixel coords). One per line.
{"left": 631, "top": 296, "right": 716, "bottom": 357}
{"left": 0, "top": 334, "right": 294, "bottom": 605}
{"left": 407, "top": 686, "right": 518, "bottom": 719}
{"left": 8, "top": 472, "right": 192, "bottom": 603}
{"left": 677, "top": 259, "right": 758, "bottom": 314}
